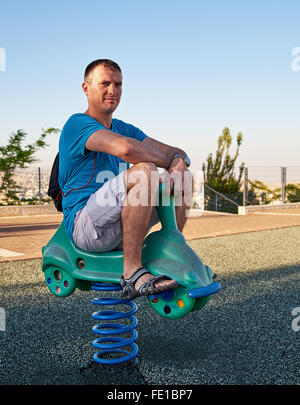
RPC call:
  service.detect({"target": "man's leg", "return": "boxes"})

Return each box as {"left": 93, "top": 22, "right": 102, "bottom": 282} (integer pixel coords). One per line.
{"left": 175, "top": 204, "right": 188, "bottom": 232}
{"left": 121, "top": 162, "right": 176, "bottom": 292}
{"left": 171, "top": 168, "right": 194, "bottom": 232}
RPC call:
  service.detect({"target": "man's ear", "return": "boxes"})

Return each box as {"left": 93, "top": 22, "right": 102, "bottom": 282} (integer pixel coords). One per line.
{"left": 82, "top": 82, "right": 89, "bottom": 96}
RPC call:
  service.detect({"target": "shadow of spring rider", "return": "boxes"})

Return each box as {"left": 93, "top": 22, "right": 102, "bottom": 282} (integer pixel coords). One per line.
{"left": 42, "top": 183, "right": 221, "bottom": 364}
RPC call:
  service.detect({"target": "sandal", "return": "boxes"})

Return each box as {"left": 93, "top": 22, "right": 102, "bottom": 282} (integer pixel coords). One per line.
{"left": 120, "top": 267, "right": 178, "bottom": 301}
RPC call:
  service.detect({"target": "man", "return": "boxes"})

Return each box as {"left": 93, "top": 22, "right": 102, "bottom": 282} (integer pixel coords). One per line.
{"left": 59, "top": 59, "right": 193, "bottom": 300}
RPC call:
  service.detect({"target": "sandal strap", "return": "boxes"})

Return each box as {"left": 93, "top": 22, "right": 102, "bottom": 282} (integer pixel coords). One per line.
{"left": 120, "top": 267, "right": 150, "bottom": 287}
{"left": 138, "top": 274, "right": 171, "bottom": 294}
{"left": 120, "top": 267, "right": 176, "bottom": 301}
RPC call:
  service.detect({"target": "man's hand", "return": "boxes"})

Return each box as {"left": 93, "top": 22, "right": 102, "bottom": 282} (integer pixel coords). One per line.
{"left": 141, "top": 137, "right": 193, "bottom": 202}
{"left": 167, "top": 157, "right": 193, "bottom": 201}
{"left": 168, "top": 157, "right": 186, "bottom": 193}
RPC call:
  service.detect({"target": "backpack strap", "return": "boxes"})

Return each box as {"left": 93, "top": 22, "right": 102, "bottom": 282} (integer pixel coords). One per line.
{"left": 61, "top": 151, "right": 98, "bottom": 197}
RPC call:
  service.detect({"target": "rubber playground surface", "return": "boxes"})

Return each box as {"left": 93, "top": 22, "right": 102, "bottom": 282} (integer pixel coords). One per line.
{"left": 0, "top": 209, "right": 299, "bottom": 386}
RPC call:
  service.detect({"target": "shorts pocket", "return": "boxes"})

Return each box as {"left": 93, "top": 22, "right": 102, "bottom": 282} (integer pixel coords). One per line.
{"left": 86, "top": 189, "right": 122, "bottom": 228}
{"left": 73, "top": 208, "right": 99, "bottom": 249}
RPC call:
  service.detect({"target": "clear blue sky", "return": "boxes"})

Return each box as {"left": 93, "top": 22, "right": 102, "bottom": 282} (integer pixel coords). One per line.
{"left": 0, "top": 0, "right": 300, "bottom": 171}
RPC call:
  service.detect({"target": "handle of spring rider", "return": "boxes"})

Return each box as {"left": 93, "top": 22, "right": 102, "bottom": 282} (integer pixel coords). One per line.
{"left": 157, "top": 182, "right": 178, "bottom": 231}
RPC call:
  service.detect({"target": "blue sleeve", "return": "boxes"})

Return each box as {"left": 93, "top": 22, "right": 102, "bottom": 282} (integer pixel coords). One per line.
{"left": 118, "top": 120, "right": 148, "bottom": 142}
{"left": 62, "top": 114, "right": 106, "bottom": 158}
{"left": 129, "top": 124, "right": 148, "bottom": 142}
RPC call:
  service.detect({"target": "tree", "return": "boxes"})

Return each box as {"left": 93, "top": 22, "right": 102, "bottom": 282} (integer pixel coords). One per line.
{"left": 248, "top": 180, "right": 280, "bottom": 204}
{"left": 0, "top": 127, "right": 60, "bottom": 205}
{"left": 286, "top": 183, "right": 300, "bottom": 202}
{"left": 202, "top": 127, "right": 245, "bottom": 193}
{"left": 249, "top": 180, "right": 300, "bottom": 204}
{"left": 202, "top": 127, "right": 259, "bottom": 212}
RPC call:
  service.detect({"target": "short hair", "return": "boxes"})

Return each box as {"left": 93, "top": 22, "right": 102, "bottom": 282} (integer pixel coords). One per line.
{"left": 84, "top": 59, "right": 122, "bottom": 82}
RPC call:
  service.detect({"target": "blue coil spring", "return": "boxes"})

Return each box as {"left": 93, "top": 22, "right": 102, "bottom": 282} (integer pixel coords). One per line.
{"left": 91, "top": 282, "right": 138, "bottom": 365}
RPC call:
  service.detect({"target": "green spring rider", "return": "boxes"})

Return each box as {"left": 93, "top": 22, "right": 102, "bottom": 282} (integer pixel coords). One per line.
{"left": 42, "top": 183, "right": 221, "bottom": 364}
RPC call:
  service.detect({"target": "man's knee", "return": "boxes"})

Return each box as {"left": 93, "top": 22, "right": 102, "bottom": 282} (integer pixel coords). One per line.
{"left": 133, "top": 161, "right": 158, "bottom": 176}
{"left": 125, "top": 162, "right": 158, "bottom": 190}
{"left": 124, "top": 162, "right": 159, "bottom": 206}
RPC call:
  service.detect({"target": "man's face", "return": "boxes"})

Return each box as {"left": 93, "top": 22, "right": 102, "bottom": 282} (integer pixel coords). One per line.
{"left": 83, "top": 65, "right": 123, "bottom": 115}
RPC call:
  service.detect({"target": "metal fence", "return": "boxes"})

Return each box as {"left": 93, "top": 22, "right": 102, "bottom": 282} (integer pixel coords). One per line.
{"left": 1, "top": 166, "right": 300, "bottom": 211}
{"left": 203, "top": 184, "right": 241, "bottom": 214}
{"left": 244, "top": 166, "right": 300, "bottom": 206}
{"left": 0, "top": 167, "right": 51, "bottom": 204}
{"left": 204, "top": 166, "right": 300, "bottom": 214}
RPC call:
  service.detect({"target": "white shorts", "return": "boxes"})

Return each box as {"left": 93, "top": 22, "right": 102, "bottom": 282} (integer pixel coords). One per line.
{"left": 72, "top": 171, "right": 160, "bottom": 252}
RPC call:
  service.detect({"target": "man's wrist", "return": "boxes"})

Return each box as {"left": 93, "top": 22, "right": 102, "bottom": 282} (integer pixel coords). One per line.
{"left": 173, "top": 154, "right": 191, "bottom": 167}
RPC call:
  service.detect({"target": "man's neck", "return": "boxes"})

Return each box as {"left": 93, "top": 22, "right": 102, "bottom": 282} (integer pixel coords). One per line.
{"left": 84, "top": 108, "right": 112, "bottom": 129}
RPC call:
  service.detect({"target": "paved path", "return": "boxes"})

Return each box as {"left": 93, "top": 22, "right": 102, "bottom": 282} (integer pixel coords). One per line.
{"left": 0, "top": 209, "right": 300, "bottom": 262}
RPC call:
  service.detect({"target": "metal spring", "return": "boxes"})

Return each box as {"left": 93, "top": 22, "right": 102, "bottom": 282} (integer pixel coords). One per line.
{"left": 91, "top": 282, "right": 138, "bottom": 365}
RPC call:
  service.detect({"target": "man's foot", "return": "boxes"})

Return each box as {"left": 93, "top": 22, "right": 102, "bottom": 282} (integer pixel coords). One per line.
{"left": 120, "top": 267, "right": 178, "bottom": 300}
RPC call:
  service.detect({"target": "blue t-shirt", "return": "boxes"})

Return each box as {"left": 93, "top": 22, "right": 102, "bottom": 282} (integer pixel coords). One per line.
{"left": 58, "top": 113, "right": 147, "bottom": 240}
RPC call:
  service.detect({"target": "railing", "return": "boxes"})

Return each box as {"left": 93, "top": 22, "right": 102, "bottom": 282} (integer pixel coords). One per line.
{"left": 204, "top": 184, "right": 240, "bottom": 213}
{"left": 244, "top": 166, "right": 300, "bottom": 205}
{"left": 2, "top": 165, "right": 300, "bottom": 211}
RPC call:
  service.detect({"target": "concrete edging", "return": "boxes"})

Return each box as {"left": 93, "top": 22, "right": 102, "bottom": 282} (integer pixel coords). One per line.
{"left": 238, "top": 202, "right": 300, "bottom": 215}
{"left": 0, "top": 204, "right": 58, "bottom": 217}
{"left": 2, "top": 203, "right": 300, "bottom": 217}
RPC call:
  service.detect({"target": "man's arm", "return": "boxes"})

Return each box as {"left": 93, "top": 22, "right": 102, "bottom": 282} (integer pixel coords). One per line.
{"left": 85, "top": 128, "right": 173, "bottom": 168}
{"left": 142, "top": 137, "right": 188, "bottom": 164}
{"left": 143, "top": 137, "right": 192, "bottom": 196}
